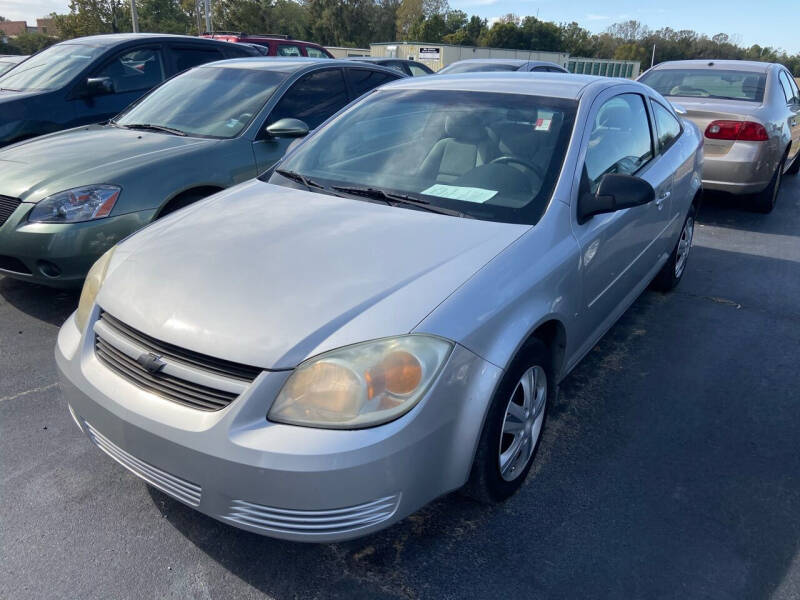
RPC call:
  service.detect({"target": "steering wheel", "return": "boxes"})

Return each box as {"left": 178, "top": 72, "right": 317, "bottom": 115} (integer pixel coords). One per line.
{"left": 490, "top": 156, "right": 546, "bottom": 182}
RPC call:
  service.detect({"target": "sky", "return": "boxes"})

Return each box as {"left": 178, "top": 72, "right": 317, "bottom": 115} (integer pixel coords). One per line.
{"left": 1, "top": 0, "right": 798, "bottom": 54}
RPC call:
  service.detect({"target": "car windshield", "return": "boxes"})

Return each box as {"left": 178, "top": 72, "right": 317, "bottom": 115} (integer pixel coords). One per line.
{"left": 115, "top": 66, "right": 288, "bottom": 138}
{"left": 0, "top": 44, "right": 105, "bottom": 91}
{"left": 269, "top": 89, "right": 577, "bottom": 225}
{"left": 639, "top": 69, "right": 767, "bottom": 102}
{"left": 439, "top": 62, "right": 521, "bottom": 74}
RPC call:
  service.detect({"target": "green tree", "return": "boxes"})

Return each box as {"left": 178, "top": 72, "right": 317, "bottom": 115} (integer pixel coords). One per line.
{"left": 138, "top": 0, "right": 191, "bottom": 33}
{"left": 53, "top": 0, "right": 131, "bottom": 37}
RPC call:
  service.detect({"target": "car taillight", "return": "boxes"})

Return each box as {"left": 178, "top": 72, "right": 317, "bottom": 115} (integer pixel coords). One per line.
{"left": 705, "top": 120, "right": 769, "bottom": 141}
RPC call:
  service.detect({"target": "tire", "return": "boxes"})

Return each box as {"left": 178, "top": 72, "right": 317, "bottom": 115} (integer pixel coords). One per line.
{"left": 463, "top": 339, "right": 555, "bottom": 503}
{"left": 787, "top": 152, "right": 800, "bottom": 176}
{"left": 158, "top": 192, "right": 209, "bottom": 219}
{"left": 751, "top": 157, "right": 785, "bottom": 214}
{"left": 652, "top": 202, "right": 696, "bottom": 292}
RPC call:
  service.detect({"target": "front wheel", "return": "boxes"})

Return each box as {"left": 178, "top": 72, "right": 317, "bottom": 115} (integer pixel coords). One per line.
{"left": 652, "top": 203, "right": 696, "bottom": 292}
{"left": 463, "top": 339, "right": 554, "bottom": 503}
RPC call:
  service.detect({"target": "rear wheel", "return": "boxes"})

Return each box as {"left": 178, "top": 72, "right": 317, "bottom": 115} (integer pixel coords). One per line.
{"left": 751, "top": 157, "right": 785, "bottom": 214}
{"left": 787, "top": 151, "right": 800, "bottom": 176}
{"left": 463, "top": 339, "right": 554, "bottom": 503}
{"left": 652, "top": 202, "right": 696, "bottom": 292}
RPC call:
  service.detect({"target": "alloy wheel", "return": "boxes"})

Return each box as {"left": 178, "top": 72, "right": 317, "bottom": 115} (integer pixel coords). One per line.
{"left": 498, "top": 365, "right": 547, "bottom": 482}
{"left": 675, "top": 216, "right": 694, "bottom": 278}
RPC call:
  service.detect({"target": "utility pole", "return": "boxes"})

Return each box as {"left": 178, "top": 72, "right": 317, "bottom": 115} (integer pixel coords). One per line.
{"left": 195, "top": 0, "right": 203, "bottom": 34}
{"left": 650, "top": 43, "right": 656, "bottom": 68}
{"left": 131, "top": 0, "right": 139, "bottom": 33}
{"left": 204, "top": 0, "right": 212, "bottom": 34}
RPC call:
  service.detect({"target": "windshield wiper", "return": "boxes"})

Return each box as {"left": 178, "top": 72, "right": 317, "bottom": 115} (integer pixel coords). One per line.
{"left": 121, "top": 123, "right": 187, "bottom": 136}
{"left": 331, "top": 185, "right": 471, "bottom": 218}
{"left": 274, "top": 168, "right": 330, "bottom": 192}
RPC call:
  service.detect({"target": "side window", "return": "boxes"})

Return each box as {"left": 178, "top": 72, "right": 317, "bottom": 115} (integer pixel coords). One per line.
{"left": 778, "top": 71, "right": 793, "bottom": 103}
{"left": 779, "top": 71, "right": 799, "bottom": 103}
{"left": 305, "top": 47, "right": 328, "bottom": 58}
{"left": 277, "top": 44, "right": 302, "bottom": 57}
{"left": 408, "top": 64, "right": 429, "bottom": 77}
{"left": 384, "top": 62, "right": 406, "bottom": 74}
{"left": 789, "top": 74, "right": 800, "bottom": 102}
{"left": 172, "top": 46, "right": 224, "bottom": 73}
{"left": 531, "top": 66, "right": 548, "bottom": 72}
{"left": 94, "top": 47, "right": 165, "bottom": 93}
{"left": 268, "top": 69, "right": 349, "bottom": 129}
{"left": 652, "top": 100, "right": 682, "bottom": 152}
{"left": 347, "top": 68, "right": 399, "bottom": 97}
{"left": 584, "top": 93, "right": 654, "bottom": 192}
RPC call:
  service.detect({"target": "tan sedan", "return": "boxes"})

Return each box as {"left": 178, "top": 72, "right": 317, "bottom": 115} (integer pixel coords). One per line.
{"left": 639, "top": 59, "right": 800, "bottom": 212}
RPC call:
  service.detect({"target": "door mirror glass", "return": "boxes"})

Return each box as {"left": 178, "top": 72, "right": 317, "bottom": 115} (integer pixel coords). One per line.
{"left": 266, "top": 118, "right": 309, "bottom": 138}
{"left": 86, "top": 76, "right": 115, "bottom": 95}
{"left": 578, "top": 173, "right": 655, "bottom": 223}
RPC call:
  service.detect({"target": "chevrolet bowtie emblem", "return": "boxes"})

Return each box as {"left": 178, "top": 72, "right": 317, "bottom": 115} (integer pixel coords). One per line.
{"left": 136, "top": 352, "right": 166, "bottom": 374}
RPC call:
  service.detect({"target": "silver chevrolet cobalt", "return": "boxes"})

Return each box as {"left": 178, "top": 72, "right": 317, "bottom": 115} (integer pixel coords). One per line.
{"left": 57, "top": 73, "right": 703, "bottom": 542}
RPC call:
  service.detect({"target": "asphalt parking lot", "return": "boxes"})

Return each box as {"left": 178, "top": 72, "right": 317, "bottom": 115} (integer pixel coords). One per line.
{"left": 2, "top": 177, "right": 799, "bottom": 599}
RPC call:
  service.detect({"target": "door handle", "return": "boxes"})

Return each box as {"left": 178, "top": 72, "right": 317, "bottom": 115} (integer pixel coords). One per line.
{"left": 655, "top": 190, "right": 670, "bottom": 208}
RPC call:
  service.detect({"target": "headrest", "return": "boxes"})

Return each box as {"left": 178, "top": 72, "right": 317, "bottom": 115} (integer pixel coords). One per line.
{"left": 598, "top": 105, "right": 629, "bottom": 130}
{"left": 445, "top": 113, "right": 485, "bottom": 142}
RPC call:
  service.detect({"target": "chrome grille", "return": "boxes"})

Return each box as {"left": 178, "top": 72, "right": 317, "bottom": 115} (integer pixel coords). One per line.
{"left": 0, "top": 195, "right": 21, "bottom": 228}
{"left": 83, "top": 419, "right": 202, "bottom": 507}
{"left": 99, "top": 311, "right": 262, "bottom": 381}
{"left": 94, "top": 311, "right": 260, "bottom": 411}
{"left": 223, "top": 494, "right": 401, "bottom": 537}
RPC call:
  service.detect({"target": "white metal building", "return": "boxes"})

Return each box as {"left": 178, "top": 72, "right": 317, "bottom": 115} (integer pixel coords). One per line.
{"left": 369, "top": 42, "right": 640, "bottom": 78}
{"left": 370, "top": 42, "right": 569, "bottom": 72}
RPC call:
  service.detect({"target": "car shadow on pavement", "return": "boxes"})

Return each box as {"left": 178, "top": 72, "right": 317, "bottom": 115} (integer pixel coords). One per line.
{"left": 147, "top": 277, "right": 800, "bottom": 599}
{"left": 697, "top": 182, "right": 800, "bottom": 236}
{"left": 0, "top": 276, "right": 79, "bottom": 326}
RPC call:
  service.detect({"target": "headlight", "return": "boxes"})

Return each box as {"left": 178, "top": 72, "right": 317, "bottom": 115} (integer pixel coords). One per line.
{"left": 75, "top": 246, "right": 116, "bottom": 332}
{"left": 28, "top": 185, "right": 121, "bottom": 223}
{"left": 269, "top": 335, "right": 453, "bottom": 429}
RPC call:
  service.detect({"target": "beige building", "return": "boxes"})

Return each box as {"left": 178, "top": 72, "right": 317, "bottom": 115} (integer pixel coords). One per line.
{"left": 325, "top": 46, "right": 370, "bottom": 58}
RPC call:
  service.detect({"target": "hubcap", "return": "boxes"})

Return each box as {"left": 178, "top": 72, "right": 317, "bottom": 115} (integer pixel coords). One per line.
{"left": 675, "top": 216, "right": 694, "bottom": 278}
{"left": 498, "top": 365, "right": 547, "bottom": 482}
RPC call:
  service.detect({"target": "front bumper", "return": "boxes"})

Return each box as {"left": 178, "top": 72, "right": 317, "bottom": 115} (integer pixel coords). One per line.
{"left": 701, "top": 139, "right": 779, "bottom": 195}
{"left": 0, "top": 203, "right": 155, "bottom": 287}
{"left": 56, "top": 310, "right": 502, "bottom": 542}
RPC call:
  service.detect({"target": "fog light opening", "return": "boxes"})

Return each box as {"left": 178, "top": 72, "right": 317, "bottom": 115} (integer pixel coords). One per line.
{"left": 37, "top": 260, "right": 62, "bottom": 278}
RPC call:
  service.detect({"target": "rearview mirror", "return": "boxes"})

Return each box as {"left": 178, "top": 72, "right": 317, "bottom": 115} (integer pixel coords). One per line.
{"left": 86, "top": 76, "right": 115, "bottom": 95}
{"left": 265, "top": 118, "right": 309, "bottom": 138}
{"left": 578, "top": 174, "right": 655, "bottom": 224}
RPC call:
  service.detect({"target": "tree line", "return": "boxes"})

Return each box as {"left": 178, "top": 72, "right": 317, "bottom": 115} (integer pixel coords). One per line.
{"left": 1, "top": 0, "right": 798, "bottom": 75}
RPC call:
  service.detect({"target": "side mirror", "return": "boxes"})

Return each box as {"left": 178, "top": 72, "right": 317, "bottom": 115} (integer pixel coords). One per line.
{"left": 578, "top": 173, "right": 655, "bottom": 224}
{"left": 265, "top": 118, "right": 309, "bottom": 138}
{"left": 86, "top": 76, "right": 115, "bottom": 95}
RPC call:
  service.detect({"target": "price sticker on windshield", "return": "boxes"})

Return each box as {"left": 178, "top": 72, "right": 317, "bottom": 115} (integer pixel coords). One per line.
{"left": 534, "top": 118, "right": 552, "bottom": 131}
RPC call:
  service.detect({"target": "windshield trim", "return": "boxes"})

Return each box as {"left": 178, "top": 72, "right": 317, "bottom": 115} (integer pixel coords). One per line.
{"left": 265, "top": 88, "right": 579, "bottom": 226}
{"left": 0, "top": 42, "right": 102, "bottom": 92}
{"left": 112, "top": 66, "right": 289, "bottom": 140}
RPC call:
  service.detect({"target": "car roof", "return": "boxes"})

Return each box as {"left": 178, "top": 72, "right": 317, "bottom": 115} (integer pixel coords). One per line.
{"left": 649, "top": 59, "right": 773, "bottom": 73}
{"left": 58, "top": 33, "right": 234, "bottom": 47}
{"left": 199, "top": 57, "right": 403, "bottom": 73}
{"left": 350, "top": 57, "right": 416, "bottom": 63}
{"left": 378, "top": 71, "right": 625, "bottom": 100}
{"left": 450, "top": 58, "right": 529, "bottom": 66}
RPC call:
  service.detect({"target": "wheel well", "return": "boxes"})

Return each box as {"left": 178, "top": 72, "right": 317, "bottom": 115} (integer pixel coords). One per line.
{"left": 157, "top": 186, "right": 224, "bottom": 218}
{"left": 525, "top": 319, "right": 567, "bottom": 380}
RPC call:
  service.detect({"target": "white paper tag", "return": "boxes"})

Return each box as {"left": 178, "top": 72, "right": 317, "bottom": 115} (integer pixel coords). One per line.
{"left": 535, "top": 118, "right": 552, "bottom": 131}
{"left": 422, "top": 184, "right": 497, "bottom": 204}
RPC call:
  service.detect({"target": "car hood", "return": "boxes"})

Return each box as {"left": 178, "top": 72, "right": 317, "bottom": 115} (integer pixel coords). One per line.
{"left": 98, "top": 180, "right": 529, "bottom": 370}
{"left": 0, "top": 124, "right": 214, "bottom": 201}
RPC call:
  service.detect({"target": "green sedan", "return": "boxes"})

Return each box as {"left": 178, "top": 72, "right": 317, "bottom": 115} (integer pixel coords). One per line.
{"left": 0, "top": 58, "right": 402, "bottom": 287}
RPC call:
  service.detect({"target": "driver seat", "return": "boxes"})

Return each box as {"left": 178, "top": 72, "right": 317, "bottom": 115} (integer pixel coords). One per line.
{"left": 418, "top": 114, "right": 497, "bottom": 183}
